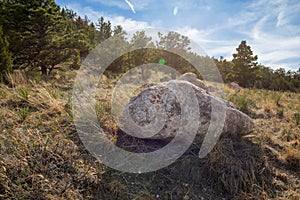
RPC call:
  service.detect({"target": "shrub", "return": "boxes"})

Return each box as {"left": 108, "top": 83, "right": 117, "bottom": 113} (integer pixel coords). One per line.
{"left": 227, "top": 91, "right": 254, "bottom": 114}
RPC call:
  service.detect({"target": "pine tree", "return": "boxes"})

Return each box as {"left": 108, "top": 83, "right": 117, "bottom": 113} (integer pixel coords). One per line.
{"left": 96, "top": 17, "right": 112, "bottom": 42}
{"left": 104, "top": 27, "right": 129, "bottom": 75}
{"left": 0, "top": 0, "right": 87, "bottom": 76}
{"left": 231, "top": 40, "right": 258, "bottom": 87}
{"left": 88, "top": 23, "right": 98, "bottom": 47}
{"left": 157, "top": 31, "right": 191, "bottom": 52}
{"left": 156, "top": 31, "right": 192, "bottom": 74}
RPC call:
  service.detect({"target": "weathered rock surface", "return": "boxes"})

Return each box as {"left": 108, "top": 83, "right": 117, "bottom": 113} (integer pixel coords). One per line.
{"left": 179, "top": 72, "right": 208, "bottom": 91}
{"left": 121, "top": 79, "right": 253, "bottom": 140}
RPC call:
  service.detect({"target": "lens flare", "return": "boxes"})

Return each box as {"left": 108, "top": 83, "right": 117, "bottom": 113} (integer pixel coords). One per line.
{"left": 173, "top": 7, "right": 178, "bottom": 15}
{"left": 159, "top": 58, "right": 166, "bottom": 65}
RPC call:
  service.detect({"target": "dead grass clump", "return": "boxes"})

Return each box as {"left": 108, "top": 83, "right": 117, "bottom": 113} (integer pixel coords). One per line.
{"left": 154, "top": 136, "right": 274, "bottom": 198}
{"left": 108, "top": 180, "right": 126, "bottom": 198}
{"left": 95, "top": 101, "right": 118, "bottom": 140}
{"left": 203, "top": 137, "right": 274, "bottom": 197}
{"left": 5, "top": 70, "right": 28, "bottom": 87}
{"left": 27, "top": 87, "right": 68, "bottom": 113}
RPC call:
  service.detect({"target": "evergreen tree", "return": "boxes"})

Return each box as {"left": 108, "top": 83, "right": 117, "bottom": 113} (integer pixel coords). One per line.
{"left": 156, "top": 31, "right": 192, "bottom": 74}
{"left": 129, "top": 31, "right": 153, "bottom": 79}
{"left": 0, "top": 0, "right": 87, "bottom": 75}
{"left": 96, "top": 17, "right": 112, "bottom": 42}
{"left": 104, "top": 27, "right": 129, "bottom": 75}
{"left": 130, "top": 30, "right": 152, "bottom": 64}
{"left": 88, "top": 22, "right": 98, "bottom": 47}
{"left": 252, "top": 65, "right": 273, "bottom": 89}
{"left": 231, "top": 41, "right": 258, "bottom": 87}
{"left": 157, "top": 31, "right": 191, "bottom": 52}
{"left": 214, "top": 57, "right": 233, "bottom": 82}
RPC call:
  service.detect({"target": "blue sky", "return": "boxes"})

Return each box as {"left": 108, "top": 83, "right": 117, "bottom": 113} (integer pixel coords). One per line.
{"left": 56, "top": 0, "right": 300, "bottom": 71}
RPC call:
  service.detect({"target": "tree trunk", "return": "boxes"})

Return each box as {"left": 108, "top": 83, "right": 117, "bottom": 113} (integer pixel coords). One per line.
{"left": 41, "top": 66, "right": 48, "bottom": 76}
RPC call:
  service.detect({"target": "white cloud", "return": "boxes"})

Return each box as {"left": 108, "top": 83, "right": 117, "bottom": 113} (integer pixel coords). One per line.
{"left": 175, "top": 26, "right": 238, "bottom": 59}
{"left": 251, "top": 34, "right": 300, "bottom": 70}
{"left": 259, "top": 50, "right": 298, "bottom": 63}
{"left": 108, "top": 16, "right": 149, "bottom": 30}
{"left": 65, "top": 3, "right": 150, "bottom": 31}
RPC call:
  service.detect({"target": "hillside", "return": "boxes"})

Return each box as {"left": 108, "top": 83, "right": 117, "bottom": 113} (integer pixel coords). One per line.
{"left": 0, "top": 69, "right": 299, "bottom": 199}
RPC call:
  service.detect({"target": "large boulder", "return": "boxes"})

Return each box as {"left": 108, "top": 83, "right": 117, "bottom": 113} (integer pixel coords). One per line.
{"left": 120, "top": 79, "right": 254, "bottom": 141}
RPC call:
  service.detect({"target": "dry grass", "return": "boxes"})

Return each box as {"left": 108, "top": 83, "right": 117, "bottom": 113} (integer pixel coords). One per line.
{"left": 5, "top": 70, "right": 28, "bottom": 87}
{"left": 225, "top": 87, "right": 300, "bottom": 199}
{"left": 205, "top": 137, "right": 272, "bottom": 196}
{"left": 0, "top": 72, "right": 299, "bottom": 199}
{"left": 281, "top": 148, "right": 300, "bottom": 172}
{"left": 133, "top": 191, "right": 155, "bottom": 200}
{"left": 0, "top": 76, "right": 110, "bottom": 199}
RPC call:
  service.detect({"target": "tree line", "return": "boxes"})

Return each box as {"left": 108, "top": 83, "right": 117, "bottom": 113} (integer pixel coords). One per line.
{"left": 214, "top": 41, "right": 300, "bottom": 92}
{"left": 0, "top": 0, "right": 299, "bottom": 92}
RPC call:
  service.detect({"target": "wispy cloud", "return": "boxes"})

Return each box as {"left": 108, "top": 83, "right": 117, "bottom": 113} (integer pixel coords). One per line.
{"left": 185, "top": 0, "right": 300, "bottom": 70}
{"left": 276, "top": 10, "right": 287, "bottom": 27}
{"left": 124, "top": 0, "right": 136, "bottom": 13}
{"left": 242, "top": 0, "right": 300, "bottom": 69}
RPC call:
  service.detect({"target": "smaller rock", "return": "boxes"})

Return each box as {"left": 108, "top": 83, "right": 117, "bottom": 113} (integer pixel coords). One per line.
{"left": 179, "top": 72, "right": 208, "bottom": 91}
{"left": 229, "top": 82, "right": 241, "bottom": 90}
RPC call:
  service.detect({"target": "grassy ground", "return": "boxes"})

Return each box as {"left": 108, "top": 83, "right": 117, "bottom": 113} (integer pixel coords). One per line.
{"left": 0, "top": 69, "right": 299, "bottom": 199}
{"left": 226, "top": 87, "right": 300, "bottom": 199}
